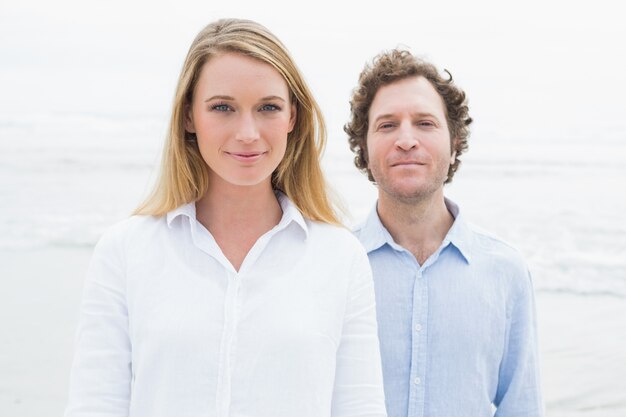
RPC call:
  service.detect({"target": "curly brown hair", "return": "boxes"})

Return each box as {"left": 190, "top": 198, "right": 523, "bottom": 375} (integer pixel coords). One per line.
{"left": 344, "top": 49, "right": 472, "bottom": 183}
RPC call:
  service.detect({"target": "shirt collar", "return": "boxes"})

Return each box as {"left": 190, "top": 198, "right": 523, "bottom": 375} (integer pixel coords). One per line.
{"left": 166, "top": 201, "right": 196, "bottom": 227}
{"left": 275, "top": 191, "right": 309, "bottom": 238}
{"left": 441, "top": 197, "right": 473, "bottom": 263}
{"left": 358, "top": 202, "right": 396, "bottom": 253}
{"left": 165, "top": 191, "right": 309, "bottom": 238}
{"left": 357, "top": 197, "right": 473, "bottom": 263}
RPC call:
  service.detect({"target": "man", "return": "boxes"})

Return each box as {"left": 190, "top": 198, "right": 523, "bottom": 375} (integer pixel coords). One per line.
{"left": 345, "top": 49, "right": 543, "bottom": 417}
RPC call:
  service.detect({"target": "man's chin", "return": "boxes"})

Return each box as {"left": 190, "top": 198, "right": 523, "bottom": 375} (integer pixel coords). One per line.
{"left": 379, "top": 183, "right": 442, "bottom": 204}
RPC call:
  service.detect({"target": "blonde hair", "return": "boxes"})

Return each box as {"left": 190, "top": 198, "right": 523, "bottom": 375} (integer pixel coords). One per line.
{"left": 135, "top": 18, "right": 339, "bottom": 224}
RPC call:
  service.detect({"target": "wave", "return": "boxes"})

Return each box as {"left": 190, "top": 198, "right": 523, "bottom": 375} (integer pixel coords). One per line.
{"left": 537, "top": 286, "right": 626, "bottom": 299}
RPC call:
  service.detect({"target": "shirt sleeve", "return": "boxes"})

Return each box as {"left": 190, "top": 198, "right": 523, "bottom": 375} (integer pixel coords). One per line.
{"left": 64, "top": 226, "right": 132, "bottom": 417}
{"left": 331, "top": 248, "right": 387, "bottom": 417}
{"left": 494, "top": 268, "right": 544, "bottom": 417}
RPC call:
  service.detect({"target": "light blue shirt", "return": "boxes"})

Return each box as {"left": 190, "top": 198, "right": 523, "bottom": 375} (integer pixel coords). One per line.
{"left": 354, "top": 198, "right": 543, "bottom": 417}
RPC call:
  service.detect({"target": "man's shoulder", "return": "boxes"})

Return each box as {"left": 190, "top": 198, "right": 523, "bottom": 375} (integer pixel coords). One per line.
{"left": 468, "top": 223, "right": 523, "bottom": 254}
{"left": 351, "top": 215, "right": 389, "bottom": 255}
{"left": 352, "top": 220, "right": 367, "bottom": 240}
{"left": 465, "top": 222, "right": 531, "bottom": 279}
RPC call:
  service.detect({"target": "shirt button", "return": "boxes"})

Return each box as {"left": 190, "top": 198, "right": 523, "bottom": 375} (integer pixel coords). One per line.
{"left": 414, "top": 377, "right": 421, "bottom": 385}
{"left": 414, "top": 324, "right": 422, "bottom": 332}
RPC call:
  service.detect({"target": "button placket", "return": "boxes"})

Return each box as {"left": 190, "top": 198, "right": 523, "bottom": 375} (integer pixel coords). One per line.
{"left": 216, "top": 272, "right": 242, "bottom": 417}
{"left": 408, "top": 268, "right": 428, "bottom": 416}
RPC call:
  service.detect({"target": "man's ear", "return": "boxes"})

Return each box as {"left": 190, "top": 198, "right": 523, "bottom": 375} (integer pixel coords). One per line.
{"left": 184, "top": 105, "right": 196, "bottom": 133}
{"left": 450, "top": 138, "right": 458, "bottom": 164}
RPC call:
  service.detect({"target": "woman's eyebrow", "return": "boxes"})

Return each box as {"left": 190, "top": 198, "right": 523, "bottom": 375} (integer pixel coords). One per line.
{"left": 205, "top": 95, "right": 235, "bottom": 102}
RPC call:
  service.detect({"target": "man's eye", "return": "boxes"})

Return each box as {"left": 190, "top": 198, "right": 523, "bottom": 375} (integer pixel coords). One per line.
{"left": 379, "top": 123, "right": 394, "bottom": 129}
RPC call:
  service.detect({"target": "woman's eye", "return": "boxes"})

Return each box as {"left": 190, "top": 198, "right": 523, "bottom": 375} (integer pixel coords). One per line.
{"left": 212, "top": 103, "right": 232, "bottom": 112}
{"left": 379, "top": 123, "right": 394, "bottom": 130}
{"left": 260, "top": 104, "right": 280, "bottom": 112}
{"left": 419, "top": 121, "right": 435, "bottom": 127}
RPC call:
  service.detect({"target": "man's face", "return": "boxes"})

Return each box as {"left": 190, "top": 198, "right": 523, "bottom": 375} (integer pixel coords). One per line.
{"left": 366, "top": 76, "right": 455, "bottom": 204}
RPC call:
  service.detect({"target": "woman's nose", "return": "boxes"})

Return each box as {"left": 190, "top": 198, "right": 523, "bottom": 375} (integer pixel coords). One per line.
{"left": 235, "top": 112, "right": 260, "bottom": 143}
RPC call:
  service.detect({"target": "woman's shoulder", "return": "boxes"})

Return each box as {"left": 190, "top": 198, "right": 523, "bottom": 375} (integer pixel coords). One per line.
{"left": 304, "top": 220, "right": 368, "bottom": 255}
{"left": 95, "top": 214, "right": 168, "bottom": 251}
{"left": 302, "top": 221, "right": 372, "bottom": 284}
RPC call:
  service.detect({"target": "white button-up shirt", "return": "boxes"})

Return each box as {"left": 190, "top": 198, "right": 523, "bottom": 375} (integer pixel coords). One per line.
{"left": 65, "top": 194, "right": 386, "bottom": 417}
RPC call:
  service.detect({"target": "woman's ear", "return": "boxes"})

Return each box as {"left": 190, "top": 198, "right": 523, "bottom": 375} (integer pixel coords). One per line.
{"left": 185, "top": 104, "right": 196, "bottom": 133}
{"left": 287, "top": 102, "right": 297, "bottom": 133}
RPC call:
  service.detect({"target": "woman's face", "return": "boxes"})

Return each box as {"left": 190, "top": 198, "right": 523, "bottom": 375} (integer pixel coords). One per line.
{"left": 186, "top": 52, "right": 296, "bottom": 191}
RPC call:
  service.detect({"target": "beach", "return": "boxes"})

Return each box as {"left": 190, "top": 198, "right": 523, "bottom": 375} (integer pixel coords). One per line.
{"left": 2, "top": 3, "right": 626, "bottom": 413}
{"left": 0, "top": 248, "right": 91, "bottom": 417}
{"left": 538, "top": 293, "right": 626, "bottom": 416}
{"left": 1, "top": 110, "right": 625, "bottom": 415}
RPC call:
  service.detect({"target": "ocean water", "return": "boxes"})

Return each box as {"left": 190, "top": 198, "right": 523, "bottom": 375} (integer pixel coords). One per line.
{"left": 2, "top": 111, "right": 625, "bottom": 297}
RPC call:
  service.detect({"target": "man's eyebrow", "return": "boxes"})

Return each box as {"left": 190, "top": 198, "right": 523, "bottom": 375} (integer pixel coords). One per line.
{"left": 372, "top": 113, "right": 395, "bottom": 125}
{"left": 373, "top": 111, "right": 440, "bottom": 125}
{"left": 411, "top": 111, "right": 440, "bottom": 120}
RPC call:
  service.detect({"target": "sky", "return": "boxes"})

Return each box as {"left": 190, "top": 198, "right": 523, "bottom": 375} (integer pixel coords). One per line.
{"left": 1, "top": 0, "right": 624, "bottom": 149}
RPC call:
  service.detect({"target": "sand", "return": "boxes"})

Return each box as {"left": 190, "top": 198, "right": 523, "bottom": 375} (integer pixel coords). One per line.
{"left": 1, "top": 246, "right": 625, "bottom": 416}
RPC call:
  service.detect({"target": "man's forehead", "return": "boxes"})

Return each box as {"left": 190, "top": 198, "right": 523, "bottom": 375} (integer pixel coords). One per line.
{"left": 369, "top": 76, "right": 446, "bottom": 119}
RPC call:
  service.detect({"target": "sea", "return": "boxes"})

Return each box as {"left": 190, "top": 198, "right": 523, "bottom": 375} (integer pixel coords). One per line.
{"left": 2, "top": 110, "right": 625, "bottom": 296}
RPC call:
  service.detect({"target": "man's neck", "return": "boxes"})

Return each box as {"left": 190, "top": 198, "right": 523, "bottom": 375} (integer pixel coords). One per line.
{"left": 377, "top": 189, "right": 454, "bottom": 265}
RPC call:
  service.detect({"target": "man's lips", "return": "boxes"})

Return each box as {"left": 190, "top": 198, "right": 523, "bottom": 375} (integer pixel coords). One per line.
{"left": 390, "top": 160, "right": 426, "bottom": 167}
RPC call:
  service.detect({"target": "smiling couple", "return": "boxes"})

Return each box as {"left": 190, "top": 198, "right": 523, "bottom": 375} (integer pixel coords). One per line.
{"left": 64, "top": 18, "right": 543, "bottom": 417}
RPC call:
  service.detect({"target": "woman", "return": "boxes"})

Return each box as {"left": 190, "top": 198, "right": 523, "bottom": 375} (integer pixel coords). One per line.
{"left": 64, "top": 18, "right": 386, "bottom": 417}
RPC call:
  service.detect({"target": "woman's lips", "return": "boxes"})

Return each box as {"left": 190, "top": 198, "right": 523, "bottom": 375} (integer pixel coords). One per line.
{"left": 226, "top": 151, "right": 267, "bottom": 162}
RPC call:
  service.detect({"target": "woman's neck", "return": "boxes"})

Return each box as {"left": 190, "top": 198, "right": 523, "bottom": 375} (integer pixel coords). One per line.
{"left": 195, "top": 179, "right": 282, "bottom": 271}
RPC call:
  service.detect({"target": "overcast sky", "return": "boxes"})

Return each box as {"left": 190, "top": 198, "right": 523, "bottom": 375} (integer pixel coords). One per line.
{"left": 1, "top": 0, "right": 624, "bottom": 147}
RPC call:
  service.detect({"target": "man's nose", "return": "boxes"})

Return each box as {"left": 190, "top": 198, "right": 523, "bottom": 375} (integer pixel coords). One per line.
{"left": 395, "top": 122, "right": 419, "bottom": 151}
